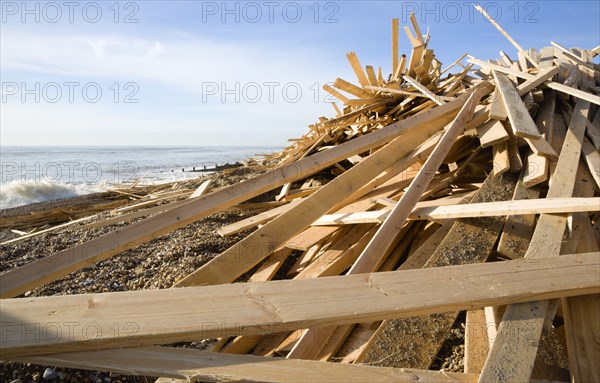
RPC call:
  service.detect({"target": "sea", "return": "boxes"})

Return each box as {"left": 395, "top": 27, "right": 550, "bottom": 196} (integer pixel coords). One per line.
{"left": 0, "top": 146, "right": 280, "bottom": 209}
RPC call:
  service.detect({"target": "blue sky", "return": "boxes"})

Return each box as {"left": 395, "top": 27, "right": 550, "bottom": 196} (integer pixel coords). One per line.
{"left": 1, "top": 0, "right": 599, "bottom": 146}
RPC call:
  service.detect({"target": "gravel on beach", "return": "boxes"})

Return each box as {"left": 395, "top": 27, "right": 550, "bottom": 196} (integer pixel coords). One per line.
{"left": 0, "top": 168, "right": 270, "bottom": 383}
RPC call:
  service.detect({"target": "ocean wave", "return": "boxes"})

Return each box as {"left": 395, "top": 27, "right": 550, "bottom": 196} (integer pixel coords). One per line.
{"left": 0, "top": 180, "right": 102, "bottom": 209}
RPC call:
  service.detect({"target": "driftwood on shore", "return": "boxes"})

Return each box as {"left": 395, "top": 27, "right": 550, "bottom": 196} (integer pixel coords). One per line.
{"left": 1, "top": 9, "right": 599, "bottom": 383}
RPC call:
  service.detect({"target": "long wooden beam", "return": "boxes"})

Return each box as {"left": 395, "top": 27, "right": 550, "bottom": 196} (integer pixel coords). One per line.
{"left": 0, "top": 83, "right": 493, "bottom": 299}
{"left": 474, "top": 4, "right": 538, "bottom": 68}
{"left": 310, "top": 197, "right": 600, "bottom": 225}
{"left": 16, "top": 346, "right": 477, "bottom": 383}
{"left": 1, "top": 252, "right": 598, "bottom": 359}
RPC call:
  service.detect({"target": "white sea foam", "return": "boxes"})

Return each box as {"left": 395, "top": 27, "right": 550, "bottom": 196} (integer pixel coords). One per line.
{"left": 0, "top": 180, "right": 103, "bottom": 209}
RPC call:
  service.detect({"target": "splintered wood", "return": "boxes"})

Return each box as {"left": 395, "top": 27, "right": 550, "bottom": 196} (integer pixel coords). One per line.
{"left": 1, "top": 12, "right": 599, "bottom": 383}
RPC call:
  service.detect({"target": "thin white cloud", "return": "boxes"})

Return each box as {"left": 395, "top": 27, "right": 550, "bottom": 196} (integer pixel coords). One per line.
{"left": 1, "top": 29, "right": 349, "bottom": 146}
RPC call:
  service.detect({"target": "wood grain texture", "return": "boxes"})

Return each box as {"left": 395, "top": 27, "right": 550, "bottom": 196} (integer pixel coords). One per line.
{"left": 16, "top": 346, "right": 478, "bottom": 383}
{"left": 2, "top": 253, "right": 597, "bottom": 359}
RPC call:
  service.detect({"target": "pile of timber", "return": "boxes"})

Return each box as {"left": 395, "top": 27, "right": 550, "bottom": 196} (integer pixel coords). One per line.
{"left": 1, "top": 9, "right": 600, "bottom": 383}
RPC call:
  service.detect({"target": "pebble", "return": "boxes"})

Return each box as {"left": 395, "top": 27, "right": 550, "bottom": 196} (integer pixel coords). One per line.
{"left": 42, "top": 368, "right": 58, "bottom": 380}
{"left": 0, "top": 170, "right": 264, "bottom": 382}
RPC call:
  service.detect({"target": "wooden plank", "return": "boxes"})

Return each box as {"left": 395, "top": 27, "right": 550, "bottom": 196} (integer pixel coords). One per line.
{"left": 365, "top": 85, "right": 455, "bottom": 102}
{"left": 562, "top": 212, "right": 600, "bottom": 383}
{"left": 587, "top": 108, "right": 600, "bottom": 149}
{"left": 0, "top": 83, "right": 493, "bottom": 299}
{"left": 15, "top": 346, "right": 478, "bottom": 383}
{"left": 474, "top": 4, "right": 538, "bottom": 68}
{"left": 323, "top": 84, "right": 350, "bottom": 103}
{"left": 492, "top": 142, "right": 510, "bottom": 175}
{"left": 346, "top": 52, "right": 370, "bottom": 88}
{"left": 477, "top": 119, "right": 509, "bottom": 147}
{"left": 538, "top": 47, "right": 555, "bottom": 69}
{"left": 493, "top": 71, "right": 542, "bottom": 138}
{"left": 295, "top": 225, "right": 375, "bottom": 279}
{"left": 217, "top": 199, "right": 301, "bottom": 237}
{"left": 248, "top": 247, "right": 292, "bottom": 282}
{"left": 562, "top": 293, "right": 600, "bottom": 383}
{"left": 582, "top": 137, "right": 600, "bottom": 188}
{"left": 392, "top": 18, "right": 399, "bottom": 76}
{"left": 479, "top": 100, "right": 591, "bottom": 383}
{"left": 468, "top": 57, "right": 600, "bottom": 105}
{"left": 403, "top": 75, "right": 445, "bottom": 105}
{"left": 365, "top": 66, "right": 378, "bottom": 87}
{"left": 497, "top": 171, "right": 540, "bottom": 260}
{"left": 333, "top": 78, "right": 371, "bottom": 99}
{"left": 188, "top": 179, "right": 212, "bottom": 198}
{"left": 522, "top": 135, "right": 558, "bottom": 159}
{"left": 464, "top": 309, "right": 490, "bottom": 374}
{"left": 1, "top": 253, "right": 598, "bottom": 359}
{"left": 522, "top": 151, "right": 549, "bottom": 188}
{"left": 506, "top": 135, "right": 523, "bottom": 171}
{"left": 517, "top": 66, "right": 560, "bottom": 96}
{"left": 311, "top": 198, "right": 599, "bottom": 225}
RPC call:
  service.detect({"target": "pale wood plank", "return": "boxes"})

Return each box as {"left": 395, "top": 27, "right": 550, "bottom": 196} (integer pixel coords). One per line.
{"left": 464, "top": 309, "right": 489, "bottom": 374}
{"left": 522, "top": 151, "right": 549, "bottom": 188}
{"left": 346, "top": 52, "right": 370, "bottom": 88}
{"left": 586, "top": 108, "right": 600, "bottom": 149}
{"left": 492, "top": 142, "right": 510, "bottom": 175}
{"left": 493, "top": 71, "right": 542, "bottom": 138}
{"left": 16, "top": 346, "right": 478, "bottom": 383}
{"left": 477, "top": 119, "right": 509, "bottom": 147}
{"left": 392, "top": 18, "right": 399, "bottom": 76}
{"left": 517, "top": 66, "right": 560, "bottom": 96}
{"left": 474, "top": 4, "right": 538, "bottom": 68}
{"left": 2, "top": 253, "right": 598, "bottom": 359}
{"left": 403, "top": 75, "right": 445, "bottom": 105}
{"left": 562, "top": 215, "right": 600, "bottom": 383}
{"left": 582, "top": 137, "right": 600, "bottom": 188}
{"left": 311, "top": 198, "right": 599, "bottom": 225}
{"left": 217, "top": 199, "right": 301, "bottom": 237}
{"left": 496, "top": 171, "right": 540, "bottom": 260}
{"left": 489, "top": 88, "right": 508, "bottom": 120}
{"left": 522, "top": 135, "right": 558, "bottom": 159}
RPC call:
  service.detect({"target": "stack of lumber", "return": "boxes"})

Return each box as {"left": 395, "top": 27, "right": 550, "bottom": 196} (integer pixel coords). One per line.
{"left": 1, "top": 9, "right": 600, "bottom": 383}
